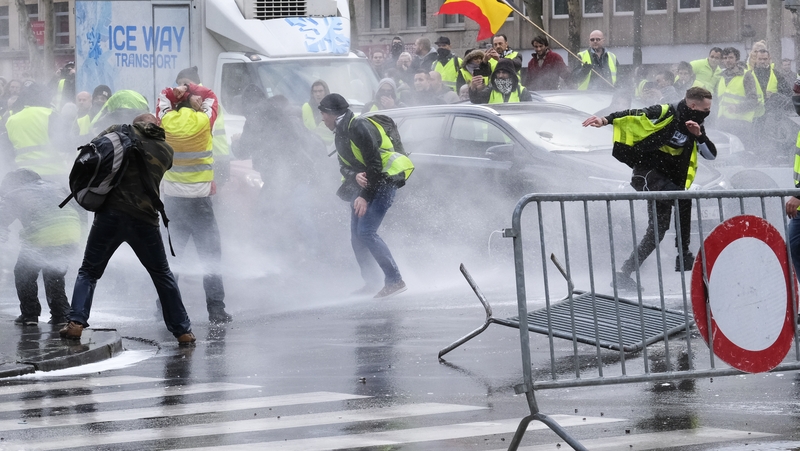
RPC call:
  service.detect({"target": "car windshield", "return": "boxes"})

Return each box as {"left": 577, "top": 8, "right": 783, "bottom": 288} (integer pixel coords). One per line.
{"left": 254, "top": 59, "right": 378, "bottom": 107}
{"left": 501, "top": 111, "right": 614, "bottom": 152}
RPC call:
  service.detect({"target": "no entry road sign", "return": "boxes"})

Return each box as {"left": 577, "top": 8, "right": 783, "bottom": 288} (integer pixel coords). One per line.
{"left": 691, "top": 215, "right": 797, "bottom": 373}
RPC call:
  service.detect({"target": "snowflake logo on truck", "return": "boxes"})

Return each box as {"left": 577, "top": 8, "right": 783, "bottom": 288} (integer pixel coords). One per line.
{"left": 285, "top": 17, "right": 349, "bottom": 55}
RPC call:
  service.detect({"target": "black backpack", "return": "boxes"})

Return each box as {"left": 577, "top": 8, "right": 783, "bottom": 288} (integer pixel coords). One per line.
{"left": 59, "top": 125, "right": 174, "bottom": 254}
{"left": 366, "top": 114, "right": 408, "bottom": 156}
{"left": 60, "top": 127, "right": 134, "bottom": 211}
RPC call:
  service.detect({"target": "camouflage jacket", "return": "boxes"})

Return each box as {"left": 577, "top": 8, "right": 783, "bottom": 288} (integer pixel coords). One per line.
{"left": 98, "top": 122, "right": 173, "bottom": 226}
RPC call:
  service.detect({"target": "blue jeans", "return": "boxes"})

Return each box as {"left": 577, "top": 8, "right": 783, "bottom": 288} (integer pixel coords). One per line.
{"left": 350, "top": 185, "right": 402, "bottom": 286}
{"left": 789, "top": 216, "right": 800, "bottom": 283}
{"left": 69, "top": 210, "right": 192, "bottom": 337}
{"left": 163, "top": 196, "right": 226, "bottom": 313}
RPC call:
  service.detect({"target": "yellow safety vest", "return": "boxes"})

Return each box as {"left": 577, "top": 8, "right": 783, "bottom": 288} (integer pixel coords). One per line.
{"left": 212, "top": 106, "right": 230, "bottom": 158}
{"left": 54, "top": 79, "right": 65, "bottom": 108}
{"left": 340, "top": 117, "right": 414, "bottom": 181}
{"left": 716, "top": 72, "right": 765, "bottom": 122}
{"left": 459, "top": 59, "right": 497, "bottom": 86}
{"left": 301, "top": 102, "right": 334, "bottom": 144}
{"left": 488, "top": 86, "right": 523, "bottom": 104}
{"left": 434, "top": 56, "right": 463, "bottom": 92}
{"left": 500, "top": 50, "right": 522, "bottom": 79}
{"left": 612, "top": 104, "right": 698, "bottom": 189}
{"left": 162, "top": 108, "right": 214, "bottom": 184}
{"left": 5, "top": 107, "right": 66, "bottom": 176}
{"left": 793, "top": 132, "right": 800, "bottom": 190}
{"left": 76, "top": 114, "right": 91, "bottom": 136}
{"left": 24, "top": 206, "right": 81, "bottom": 247}
{"left": 577, "top": 50, "right": 617, "bottom": 90}
{"left": 690, "top": 58, "right": 722, "bottom": 91}
{"left": 635, "top": 79, "right": 648, "bottom": 98}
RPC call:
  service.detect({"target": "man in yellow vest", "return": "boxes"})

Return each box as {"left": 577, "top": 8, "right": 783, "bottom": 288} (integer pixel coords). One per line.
{"left": 4, "top": 83, "right": 67, "bottom": 180}
{"left": 433, "top": 36, "right": 464, "bottom": 92}
{"left": 469, "top": 58, "right": 533, "bottom": 104}
{"left": 156, "top": 83, "right": 232, "bottom": 324}
{"left": 690, "top": 48, "right": 723, "bottom": 91}
{"left": 752, "top": 49, "right": 791, "bottom": 98}
{"left": 784, "top": 86, "right": 800, "bottom": 282}
{"left": 319, "top": 93, "right": 413, "bottom": 299}
{"left": 485, "top": 34, "right": 522, "bottom": 79}
{"left": 0, "top": 169, "right": 81, "bottom": 326}
{"left": 582, "top": 87, "right": 717, "bottom": 291}
{"left": 53, "top": 61, "right": 75, "bottom": 111}
{"left": 716, "top": 47, "right": 763, "bottom": 150}
{"left": 74, "top": 91, "right": 92, "bottom": 137}
{"left": 573, "top": 30, "right": 617, "bottom": 91}
{"left": 175, "top": 67, "right": 231, "bottom": 186}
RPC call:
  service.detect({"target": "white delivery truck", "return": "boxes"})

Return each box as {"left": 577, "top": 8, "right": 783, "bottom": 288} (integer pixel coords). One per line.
{"left": 73, "top": 0, "right": 379, "bottom": 122}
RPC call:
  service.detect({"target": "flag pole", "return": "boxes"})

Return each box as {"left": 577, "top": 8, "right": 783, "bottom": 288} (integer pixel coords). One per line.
{"left": 497, "top": 0, "right": 615, "bottom": 89}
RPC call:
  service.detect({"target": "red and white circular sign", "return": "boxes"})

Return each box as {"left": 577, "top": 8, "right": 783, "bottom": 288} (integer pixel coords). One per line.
{"left": 691, "top": 215, "right": 798, "bottom": 373}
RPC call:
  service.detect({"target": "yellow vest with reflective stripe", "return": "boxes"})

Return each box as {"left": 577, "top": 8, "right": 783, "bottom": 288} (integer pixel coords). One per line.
{"left": 341, "top": 117, "right": 414, "bottom": 181}
{"left": 434, "top": 56, "right": 462, "bottom": 91}
{"left": 6, "top": 107, "right": 66, "bottom": 176}
{"left": 459, "top": 59, "right": 497, "bottom": 86}
{"left": 612, "top": 105, "right": 697, "bottom": 189}
{"left": 212, "top": 106, "right": 229, "bottom": 157}
{"left": 793, "top": 132, "right": 800, "bottom": 191}
{"left": 162, "top": 108, "right": 214, "bottom": 184}
{"left": 488, "top": 86, "right": 522, "bottom": 104}
{"left": 25, "top": 208, "right": 81, "bottom": 247}
{"left": 717, "top": 72, "right": 764, "bottom": 122}
{"left": 577, "top": 50, "right": 617, "bottom": 90}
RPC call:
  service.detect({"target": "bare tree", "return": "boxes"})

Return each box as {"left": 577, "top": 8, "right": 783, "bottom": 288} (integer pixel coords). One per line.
{"left": 633, "top": 0, "right": 642, "bottom": 66}
{"left": 567, "top": 0, "right": 582, "bottom": 67}
{"left": 794, "top": 11, "right": 800, "bottom": 69}
{"left": 349, "top": 0, "right": 358, "bottom": 49}
{"left": 15, "top": 0, "right": 42, "bottom": 79}
{"left": 521, "top": 0, "right": 543, "bottom": 28}
{"left": 766, "top": 0, "right": 781, "bottom": 63}
{"left": 42, "top": 0, "right": 54, "bottom": 82}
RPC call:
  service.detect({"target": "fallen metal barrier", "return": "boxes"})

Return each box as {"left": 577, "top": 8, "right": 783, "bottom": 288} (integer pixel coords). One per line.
{"left": 440, "top": 189, "right": 800, "bottom": 451}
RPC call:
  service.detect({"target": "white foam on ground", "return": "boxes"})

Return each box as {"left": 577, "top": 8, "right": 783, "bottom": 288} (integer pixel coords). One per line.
{"left": 13, "top": 349, "right": 157, "bottom": 380}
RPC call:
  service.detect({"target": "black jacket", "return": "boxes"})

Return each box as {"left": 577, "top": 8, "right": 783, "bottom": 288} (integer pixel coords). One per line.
{"left": 605, "top": 103, "right": 717, "bottom": 188}
{"left": 335, "top": 110, "right": 399, "bottom": 202}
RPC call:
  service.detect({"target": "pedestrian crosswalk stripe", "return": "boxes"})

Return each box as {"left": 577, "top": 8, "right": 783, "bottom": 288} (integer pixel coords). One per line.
{"left": 8, "top": 402, "right": 487, "bottom": 451}
{"left": 0, "top": 391, "right": 369, "bottom": 432}
{"left": 180, "top": 414, "right": 624, "bottom": 451}
{"left": 0, "top": 382, "right": 258, "bottom": 413}
{"left": 486, "top": 427, "right": 777, "bottom": 451}
{"left": 0, "top": 376, "right": 162, "bottom": 396}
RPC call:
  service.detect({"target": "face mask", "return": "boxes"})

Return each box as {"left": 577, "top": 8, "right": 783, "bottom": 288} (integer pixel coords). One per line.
{"left": 437, "top": 48, "right": 450, "bottom": 59}
{"left": 678, "top": 100, "right": 709, "bottom": 124}
{"left": 465, "top": 62, "right": 478, "bottom": 73}
{"left": 495, "top": 78, "right": 513, "bottom": 95}
{"left": 392, "top": 42, "right": 403, "bottom": 54}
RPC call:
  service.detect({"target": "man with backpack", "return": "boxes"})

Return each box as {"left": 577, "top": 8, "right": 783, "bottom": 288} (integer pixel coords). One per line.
{"left": 582, "top": 87, "right": 717, "bottom": 291}
{"left": 319, "top": 93, "right": 413, "bottom": 299}
{"left": 60, "top": 113, "right": 195, "bottom": 345}
{"left": 156, "top": 82, "right": 232, "bottom": 324}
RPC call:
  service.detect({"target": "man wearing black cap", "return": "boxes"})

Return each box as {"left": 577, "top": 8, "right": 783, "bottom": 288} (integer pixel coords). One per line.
{"left": 433, "top": 36, "right": 464, "bottom": 92}
{"left": 318, "top": 93, "right": 413, "bottom": 299}
{"left": 91, "top": 85, "right": 112, "bottom": 119}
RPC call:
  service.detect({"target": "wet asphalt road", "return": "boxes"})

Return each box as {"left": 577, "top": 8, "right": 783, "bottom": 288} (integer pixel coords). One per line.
{"left": 0, "top": 259, "right": 800, "bottom": 451}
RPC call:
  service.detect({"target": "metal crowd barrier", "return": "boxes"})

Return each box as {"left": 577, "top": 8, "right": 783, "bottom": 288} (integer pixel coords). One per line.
{"left": 441, "top": 189, "right": 800, "bottom": 451}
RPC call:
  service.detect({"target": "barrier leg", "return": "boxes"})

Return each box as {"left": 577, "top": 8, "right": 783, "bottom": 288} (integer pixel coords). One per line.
{"left": 506, "top": 413, "right": 588, "bottom": 451}
{"left": 438, "top": 320, "right": 493, "bottom": 359}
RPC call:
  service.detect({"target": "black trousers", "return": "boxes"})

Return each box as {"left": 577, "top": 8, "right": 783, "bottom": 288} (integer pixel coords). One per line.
{"left": 622, "top": 168, "right": 692, "bottom": 275}
{"left": 15, "top": 245, "right": 74, "bottom": 319}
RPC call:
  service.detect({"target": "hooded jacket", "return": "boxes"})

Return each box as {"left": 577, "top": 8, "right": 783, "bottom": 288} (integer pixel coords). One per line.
{"left": 362, "top": 78, "right": 406, "bottom": 114}
{"left": 99, "top": 122, "right": 174, "bottom": 226}
{"left": 469, "top": 58, "right": 533, "bottom": 104}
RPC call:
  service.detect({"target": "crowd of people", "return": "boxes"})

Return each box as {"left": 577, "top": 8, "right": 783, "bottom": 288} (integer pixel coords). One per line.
{"left": 1, "top": 29, "right": 799, "bottom": 339}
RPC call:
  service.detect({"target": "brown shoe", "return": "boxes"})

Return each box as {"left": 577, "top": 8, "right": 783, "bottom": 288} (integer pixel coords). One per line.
{"left": 177, "top": 332, "right": 196, "bottom": 346}
{"left": 59, "top": 321, "right": 83, "bottom": 340}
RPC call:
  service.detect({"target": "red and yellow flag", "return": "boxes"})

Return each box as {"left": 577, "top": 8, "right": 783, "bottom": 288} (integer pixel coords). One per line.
{"left": 437, "top": 0, "right": 513, "bottom": 41}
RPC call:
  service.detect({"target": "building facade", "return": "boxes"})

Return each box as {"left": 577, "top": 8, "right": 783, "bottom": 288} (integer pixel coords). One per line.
{"left": 355, "top": 0, "right": 797, "bottom": 68}
{"left": 0, "top": 0, "right": 75, "bottom": 82}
